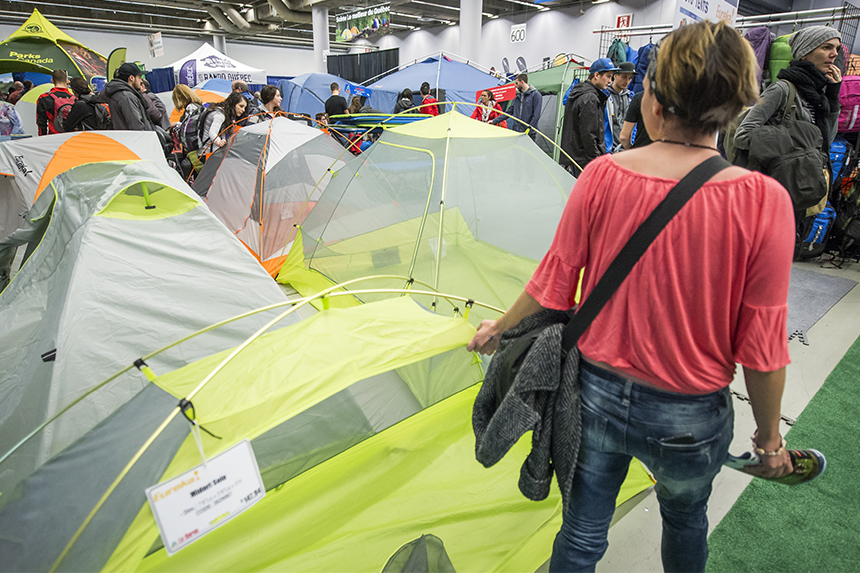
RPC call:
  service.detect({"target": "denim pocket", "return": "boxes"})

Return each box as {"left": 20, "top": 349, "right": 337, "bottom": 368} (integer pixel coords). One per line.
{"left": 645, "top": 432, "right": 724, "bottom": 482}
{"left": 581, "top": 404, "right": 609, "bottom": 451}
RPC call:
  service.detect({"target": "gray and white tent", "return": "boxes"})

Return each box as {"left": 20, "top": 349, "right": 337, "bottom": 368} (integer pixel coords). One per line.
{"left": 0, "top": 159, "right": 298, "bottom": 510}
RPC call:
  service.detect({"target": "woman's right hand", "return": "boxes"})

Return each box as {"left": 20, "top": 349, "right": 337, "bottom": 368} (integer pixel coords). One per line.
{"left": 215, "top": 138, "right": 226, "bottom": 148}
{"left": 741, "top": 448, "right": 793, "bottom": 479}
{"left": 467, "top": 320, "right": 502, "bottom": 355}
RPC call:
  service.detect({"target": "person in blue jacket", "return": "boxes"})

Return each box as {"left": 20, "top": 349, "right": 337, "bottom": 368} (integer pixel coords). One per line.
{"left": 497, "top": 73, "right": 542, "bottom": 139}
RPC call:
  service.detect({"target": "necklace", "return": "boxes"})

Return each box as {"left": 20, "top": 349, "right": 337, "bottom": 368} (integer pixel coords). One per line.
{"left": 658, "top": 139, "right": 719, "bottom": 151}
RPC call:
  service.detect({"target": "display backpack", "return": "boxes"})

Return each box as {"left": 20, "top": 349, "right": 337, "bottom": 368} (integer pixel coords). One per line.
{"left": 796, "top": 204, "right": 836, "bottom": 260}
{"left": 837, "top": 76, "right": 860, "bottom": 132}
{"left": 81, "top": 94, "right": 112, "bottom": 130}
{"left": 607, "top": 38, "right": 627, "bottom": 66}
{"left": 50, "top": 90, "right": 77, "bottom": 133}
{"left": 829, "top": 137, "right": 852, "bottom": 187}
{"left": 631, "top": 44, "right": 653, "bottom": 95}
{"left": 768, "top": 34, "right": 792, "bottom": 83}
{"left": 176, "top": 102, "right": 205, "bottom": 152}
{"left": 829, "top": 180, "right": 860, "bottom": 260}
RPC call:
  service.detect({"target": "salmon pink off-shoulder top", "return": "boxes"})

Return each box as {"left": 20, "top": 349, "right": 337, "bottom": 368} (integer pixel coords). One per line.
{"left": 526, "top": 155, "right": 794, "bottom": 394}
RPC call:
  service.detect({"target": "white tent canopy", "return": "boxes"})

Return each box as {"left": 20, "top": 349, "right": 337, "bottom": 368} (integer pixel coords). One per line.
{"left": 170, "top": 42, "right": 266, "bottom": 87}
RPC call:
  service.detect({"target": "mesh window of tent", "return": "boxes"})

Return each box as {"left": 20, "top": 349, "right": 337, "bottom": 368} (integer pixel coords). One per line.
{"left": 278, "top": 111, "right": 576, "bottom": 325}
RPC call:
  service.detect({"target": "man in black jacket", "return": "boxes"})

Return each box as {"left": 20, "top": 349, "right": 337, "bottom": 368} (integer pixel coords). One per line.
{"left": 64, "top": 77, "right": 99, "bottom": 131}
{"left": 103, "top": 62, "right": 156, "bottom": 131}
{"left": 561, "top": 58, "right": 619, "bottom": 176}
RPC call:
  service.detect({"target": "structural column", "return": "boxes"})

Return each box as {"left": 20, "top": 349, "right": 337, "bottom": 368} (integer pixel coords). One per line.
{"left": 459, "top": 0, "right": 482, "bottom": 64}
{"left": 312, "top": 5, "right": 330, "bottom": 73}
{"left": 213, "top": 35, "right": 227, "bottom": 54}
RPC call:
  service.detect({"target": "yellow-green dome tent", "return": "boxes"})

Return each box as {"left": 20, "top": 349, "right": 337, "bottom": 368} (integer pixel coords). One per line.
{"left": 0, "top": 9, "right": 107, "bottom": 81}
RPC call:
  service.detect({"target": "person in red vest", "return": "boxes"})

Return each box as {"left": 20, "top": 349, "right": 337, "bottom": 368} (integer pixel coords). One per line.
{"left": 36, "top": 69, "right": 76, "bottom": 136}
{"left": 471, "top": 89, "right": 506, "bottom": 127}
{"left": 420, "top": 82, "right": 440, "bottom": 116}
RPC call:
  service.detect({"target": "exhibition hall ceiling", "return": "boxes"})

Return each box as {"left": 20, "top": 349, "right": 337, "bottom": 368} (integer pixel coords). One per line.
{"left": 0, "top": 0, "right": 797, "bottom": 48}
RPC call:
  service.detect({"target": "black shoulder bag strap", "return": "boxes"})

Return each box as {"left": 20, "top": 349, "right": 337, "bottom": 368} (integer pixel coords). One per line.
{"left": 561, "top": 155, "right": 731, "bottom": 352}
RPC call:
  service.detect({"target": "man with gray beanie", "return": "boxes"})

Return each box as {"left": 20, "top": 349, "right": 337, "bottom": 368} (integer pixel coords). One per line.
{"left": 734, "top": 25, "right": 842, "bottom": 219}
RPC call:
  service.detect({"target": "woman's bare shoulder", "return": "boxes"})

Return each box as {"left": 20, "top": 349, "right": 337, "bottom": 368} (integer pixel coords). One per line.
{"left": 610, "top": 149, "right": 753, "bottom": 182}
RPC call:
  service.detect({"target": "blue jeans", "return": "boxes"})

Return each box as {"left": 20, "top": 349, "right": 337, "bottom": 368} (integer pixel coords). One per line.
{"left": 549, "top": 361, "right": 734, "bottom": 573}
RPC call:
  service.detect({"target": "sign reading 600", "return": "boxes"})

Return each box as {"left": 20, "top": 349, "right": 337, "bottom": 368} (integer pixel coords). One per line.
{"left": 510, "top": 23, "right": 526, "bottom": 43}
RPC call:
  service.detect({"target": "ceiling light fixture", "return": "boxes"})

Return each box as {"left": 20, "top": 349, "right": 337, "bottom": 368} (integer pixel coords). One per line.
{"left": 410, "top": 0, "right": 459, "bottom": 12}
{"left": 592, "top": 0, "right": 611, "bottom": 4}
{"left": 501, "top": 0, "right": 539, "bottom": 8}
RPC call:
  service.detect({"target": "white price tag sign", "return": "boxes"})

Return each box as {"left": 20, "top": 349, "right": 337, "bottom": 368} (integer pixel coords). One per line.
{"left": 145, "top": 439, "right": 265, "bottom": 556}
{"left": 510, "top": 23, "right": 526, "bottom": 44}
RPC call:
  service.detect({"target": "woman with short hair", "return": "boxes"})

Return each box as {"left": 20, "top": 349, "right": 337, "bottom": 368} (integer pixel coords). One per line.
{"left": 469, "top": 21, "right": 794, "bottom": 572}
{"left": 259, "top": 85, "right": 283, "bottom": 120}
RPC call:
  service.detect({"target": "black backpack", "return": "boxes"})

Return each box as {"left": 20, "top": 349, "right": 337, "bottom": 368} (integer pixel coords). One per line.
{"left": 80, "top": 94, "right": 112, "bottom": 130}
{"left": 745, "top": 81, "right": 829, "bottom": 212}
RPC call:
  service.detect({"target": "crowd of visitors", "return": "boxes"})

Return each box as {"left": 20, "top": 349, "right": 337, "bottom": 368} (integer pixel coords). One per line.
{"left": 0, "top": 18, "right": 850, "bottom": 572}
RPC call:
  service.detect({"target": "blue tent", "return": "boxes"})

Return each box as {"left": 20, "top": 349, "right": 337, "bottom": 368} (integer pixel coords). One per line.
{"left": 366, "top": 55, "right": 501, "bottom": 115}
{"left": 195, "top": 77, "right": 233, "bottom": 92}
{"left": 277, "top": 72, "right": 350, "bottom": 117}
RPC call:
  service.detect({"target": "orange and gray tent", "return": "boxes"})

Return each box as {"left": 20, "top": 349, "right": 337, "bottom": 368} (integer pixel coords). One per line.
{"left": 193, "top": 116, "right": 349, "bottom": 276}
{"left": 0, "top": 9, "right": 107, "bottom": 81}
{"left": 0, "top": 159, "right": 308, "bottom": 573}
{"left": 0, "top": 131, "right": 168, "bottom": 244}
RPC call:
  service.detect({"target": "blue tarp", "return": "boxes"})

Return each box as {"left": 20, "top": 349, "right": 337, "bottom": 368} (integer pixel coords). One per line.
{"left": 365, "top": 55, "right": 501, "bottom": 116}
{"left": 277, "top": 72, "right": 350, "bottom": 117}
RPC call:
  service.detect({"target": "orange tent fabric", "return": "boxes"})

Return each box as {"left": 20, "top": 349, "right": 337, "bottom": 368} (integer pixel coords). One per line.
{"left": 35, "top": 133, "right": 140, "bottom": 201}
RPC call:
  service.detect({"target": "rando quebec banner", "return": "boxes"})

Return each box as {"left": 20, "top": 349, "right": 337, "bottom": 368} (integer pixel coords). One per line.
{"left": 336, "top": 3, "right": 390, "bottom": 42}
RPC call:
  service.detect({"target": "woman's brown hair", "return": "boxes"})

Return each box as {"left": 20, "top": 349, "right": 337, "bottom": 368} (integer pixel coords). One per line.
{"left": 649, "top": 20, "right": 758, "bottom": 134}
{"left": 171, "top": 84, "right": 203, "bottom": 111}
{"left": 348, "top": 95, "right": 362, "bottom": 114}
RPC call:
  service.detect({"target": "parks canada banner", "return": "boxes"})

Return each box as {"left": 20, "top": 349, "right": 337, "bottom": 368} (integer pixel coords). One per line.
{"left": 336, "top": 3, "right": 390, "bottom": 42}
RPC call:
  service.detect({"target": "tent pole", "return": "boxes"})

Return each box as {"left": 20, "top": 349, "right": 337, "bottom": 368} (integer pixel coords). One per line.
{"left": 435, "top": 55, "right": 443, "bottom": 111}
{"left": 432, "top": 111, "right": 456, "bottom": 311}
{"left": 554, "top": 62, "right": 572, "bottom": 164}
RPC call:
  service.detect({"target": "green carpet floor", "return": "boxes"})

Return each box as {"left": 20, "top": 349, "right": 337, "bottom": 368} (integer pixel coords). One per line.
{"left": 706, "top": 333, "right": 860, "bottom": 572}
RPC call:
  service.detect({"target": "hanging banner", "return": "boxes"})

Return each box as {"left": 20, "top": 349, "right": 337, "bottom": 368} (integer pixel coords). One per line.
{"left": 148, "top": 32, "right": 164, "bottom": 58}
{"left": 336, "top": 3, "right": 390, "bottom": 42}
{"left": 344, "top": 81, "right": 372, "bottom": 98}
{"left": 476, "top": 84, "right": 517, "bottom": 104}
{"left": 672, "top": 0, "right": 738, "bottom": 29}
{"left": 145, "top": 440, "right": 265, "bottom": 556}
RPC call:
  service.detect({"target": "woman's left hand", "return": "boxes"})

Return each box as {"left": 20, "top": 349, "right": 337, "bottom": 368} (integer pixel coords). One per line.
{"left": 467, "top": 320, "right": 502, "bottom": 355}
{"left": 825, "top": 63, "right": 843, "bottom": 84}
